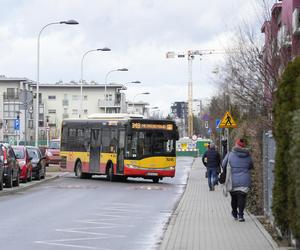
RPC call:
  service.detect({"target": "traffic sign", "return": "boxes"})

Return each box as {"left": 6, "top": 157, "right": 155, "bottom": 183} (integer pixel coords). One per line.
{"left": 14, "top": 119, "right": 20, "bottom": 130}
{"left": 192, "top": 134, "right": 197, "bottom": 141}
{"left": 215, "top": 119, "right": 221, "bottom": 128}
{"left": 205, "top": 121, "right": 209, "bottom": 128}
{"left": 219, "top": 111, "right": 237, "bottom": 128}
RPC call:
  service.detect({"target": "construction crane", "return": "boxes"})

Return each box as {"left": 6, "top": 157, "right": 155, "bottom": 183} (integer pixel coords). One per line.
{"left": 166, "top": 49, "right": 225, "bottom": 138}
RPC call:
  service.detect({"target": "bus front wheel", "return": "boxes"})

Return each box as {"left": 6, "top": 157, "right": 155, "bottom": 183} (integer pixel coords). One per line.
{"left": 152, "top": 177, "right": 159, "bottom": 183}
{"left": 106, "top": 165, "right": 114, "bottom": 182}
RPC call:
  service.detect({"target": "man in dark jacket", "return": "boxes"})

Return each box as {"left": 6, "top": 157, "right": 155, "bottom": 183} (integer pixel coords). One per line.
{"left": 202, "top": 143, "right": 221, "bottom": 191}
{"left": 222, "top": 138, "right": 253, "bottom": 222}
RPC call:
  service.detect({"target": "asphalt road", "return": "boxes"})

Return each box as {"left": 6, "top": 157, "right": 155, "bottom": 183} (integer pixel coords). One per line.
{"left": 0, "top": 157, "right": 193, "bottom": 250}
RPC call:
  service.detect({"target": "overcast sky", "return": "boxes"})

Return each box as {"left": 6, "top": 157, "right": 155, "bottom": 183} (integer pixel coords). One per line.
{"left": 0, "top": 0, "right": 262, "bottom": 115}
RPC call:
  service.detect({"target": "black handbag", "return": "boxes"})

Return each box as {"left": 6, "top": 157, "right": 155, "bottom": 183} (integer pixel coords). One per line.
{"left": 219, "top": 169, "right": 226, "bottom": 184}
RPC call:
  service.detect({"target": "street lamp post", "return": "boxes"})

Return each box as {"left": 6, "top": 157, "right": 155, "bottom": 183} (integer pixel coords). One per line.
{"left": 80, "top": 47, "right": 111, "bottom": 117}
{"left": 132, "top": 92, "right": 150, "bottom": 114}
{"left": 35, "top": 19, "right": 78, "bottom": 147}
{"left": 104, "top": 68, "right": 128, "bottom": 113}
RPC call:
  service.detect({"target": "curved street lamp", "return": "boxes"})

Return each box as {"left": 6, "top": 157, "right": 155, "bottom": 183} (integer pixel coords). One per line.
{"left": 104, "top": 68, "right": 128, "bottom": 113}
{"left": 132, "top": 92, "right": 150, "bottom": 114}
{"left": 35, "top": 19, "right": 79, "bottom": 147}
{"left": 80, "top": 47, "right": 111, "bottom": 117}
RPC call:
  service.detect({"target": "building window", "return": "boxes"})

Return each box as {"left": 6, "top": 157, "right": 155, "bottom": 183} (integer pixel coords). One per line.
{"left": 72, "top": 95, "right": 79, "bottom": 101}
{"left": 3, "top": 104, "right": 19, "bottom": 118}
{"left": 84, "top": 95, "right": 88, "bottom": 101}
{"left": 48, "top": 96, "right": 56, "bottom": 100}
{"left": 48, "top": 109, "right": 56, "bottom": 114}
{"left": 84, "top": 109, "right": 88, "bottom": 114}
{"left": 106, "top": 94, "right": 112, "bottom": 101}
{"left": 72, "top": 109, "right": 78, "bottom": 115}
{"left": 64, "top": 108, "right": 68, "bottom": 114}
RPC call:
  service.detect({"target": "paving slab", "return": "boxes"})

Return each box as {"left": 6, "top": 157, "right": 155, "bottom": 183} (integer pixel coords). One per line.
{"left": 160, "top": 157, "right": 279, "bottom": 250}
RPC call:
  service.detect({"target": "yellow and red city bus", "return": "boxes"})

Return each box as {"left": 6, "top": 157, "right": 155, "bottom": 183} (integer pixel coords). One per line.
{"left": 60, "top": 114, "right": 179, "bottom": 183}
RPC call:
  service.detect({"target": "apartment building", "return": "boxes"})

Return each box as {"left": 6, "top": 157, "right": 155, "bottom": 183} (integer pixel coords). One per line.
{"left": 38, "top": 81, "right": 126, "bottom": 139}
{"left": 0, "top": 76, "right": 126, "bottom": 144}
{"left": 127, "top": 101, "right": 149, "bottom": 116}
{"left": 261, "top": 0, "right": 300, "bottom": 72}
{"left": 170, "top": 102, "right": 188, "bottom": 138}
{"left": 0, "top": 76, "right": 34, "bottom": 144}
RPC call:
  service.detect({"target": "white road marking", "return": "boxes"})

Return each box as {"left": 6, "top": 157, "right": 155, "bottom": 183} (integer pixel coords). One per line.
{"left": 35, "top": 239, "right": 111, "bottom": 250}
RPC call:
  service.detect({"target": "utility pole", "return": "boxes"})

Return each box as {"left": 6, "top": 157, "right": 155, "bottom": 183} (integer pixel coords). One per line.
{"left": 166, "top": 49, "right": 218, "bottom": 138}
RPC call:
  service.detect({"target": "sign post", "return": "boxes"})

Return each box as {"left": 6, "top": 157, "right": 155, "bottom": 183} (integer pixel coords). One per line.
{"left": 219, "top": 111, "right": 237, "bottom": 154}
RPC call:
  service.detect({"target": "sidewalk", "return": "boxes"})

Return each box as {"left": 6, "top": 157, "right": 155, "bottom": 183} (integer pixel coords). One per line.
{"left": 160, "top": 157, "right": 280, "bottom": 250}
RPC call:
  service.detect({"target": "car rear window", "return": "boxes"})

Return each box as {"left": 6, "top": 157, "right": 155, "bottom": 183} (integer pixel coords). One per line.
{"left": 28, "top": 149, "right": 39, "bottom": 160}
{"left": 49, "top": 141, "right": 60, "bottom": 149}
{"left": 13, "top": 149, "right": 25, "bottom": 159}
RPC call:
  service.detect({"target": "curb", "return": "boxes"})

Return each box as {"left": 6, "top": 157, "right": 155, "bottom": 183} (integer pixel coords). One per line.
{"left": 248, "top": 212, "right": 280, "bottom": 249}
{"left": 0, "top": 174, "right": 59, "bottom": 197}
{"left": 158, "top": 157, "right": 197, "bottom": 250}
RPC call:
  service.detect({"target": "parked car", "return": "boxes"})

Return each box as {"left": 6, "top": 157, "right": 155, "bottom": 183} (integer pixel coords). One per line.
{"left": 44, "top": 139, "right": 61, "bottom": 166}
{"left": 1, "top": 143, "right": 20, "bottom": 188}
{"left": 12, "top": 146, "right": 33, "bottom": 183}
{"left": 26, "top": 146, "right": 46, "bottom": 180}
{"left": 0, "top": 150, "right": 4, "bottom": 190}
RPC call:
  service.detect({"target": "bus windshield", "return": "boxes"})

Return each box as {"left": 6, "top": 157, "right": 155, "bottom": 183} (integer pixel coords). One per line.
{"left": 125, "top": 130, "right": 175, "bottom": 158}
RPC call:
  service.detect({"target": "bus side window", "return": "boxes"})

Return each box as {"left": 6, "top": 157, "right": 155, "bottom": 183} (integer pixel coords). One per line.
{"left": 102, "top": 128, "right": 110, "bottom": 152}
{"left": 110, "top": 129, "right": 118, "bottom": 153}
{"left": 119, "top": 130, "right": 125, "bottom": 149}
{"left": 84, "top": 128, "right": 91, "bottom": 151}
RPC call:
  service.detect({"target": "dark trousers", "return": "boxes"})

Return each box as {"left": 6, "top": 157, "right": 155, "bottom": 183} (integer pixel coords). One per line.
{"left": 230, "top": 191, "right": 247, "bottom": 218}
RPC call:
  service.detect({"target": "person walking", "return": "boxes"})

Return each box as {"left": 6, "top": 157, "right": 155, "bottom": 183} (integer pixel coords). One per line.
{"left": 222, "top": 138, "right": 253, "bottom": 222}
{"left": 202, "top": 142, "right": 221, "bottom": 191}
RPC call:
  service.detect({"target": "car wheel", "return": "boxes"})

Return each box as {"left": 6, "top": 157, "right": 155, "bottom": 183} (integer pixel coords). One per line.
{"left": 28, "top": 171, "right": 32, "bottom": 182}
{"left": 75, "top": 161, "right": 83, "bottom": 179}
{"left": 41, "top": 167, "right": 46, "bottom": 179}
{"left": 13, "top": 172, "right": 20, "bottom": 187}
{"left": 0, "top": 177, "right": 3, "bottom": 190}
{"left": 5, "top": 172, "right": 13, "bottom": 188}
{"left": 36, "top": 170, "right": 41, "bottom": 181}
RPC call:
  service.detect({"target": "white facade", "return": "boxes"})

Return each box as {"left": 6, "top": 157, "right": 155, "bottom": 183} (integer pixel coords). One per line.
{"left": 0, "top": 77, "right": 126, "bottom": 144}
{"left": 0, "top": 76, "right": 34, "bottom": 144}
{"left": 127, "top": 101, "right": 149, "bottom": 117}
{"left": 38, "top": 82, "right": 126, "bottom": 139}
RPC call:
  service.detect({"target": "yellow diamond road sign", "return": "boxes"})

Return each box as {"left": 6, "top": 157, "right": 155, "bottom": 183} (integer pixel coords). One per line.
{"left": 219, "top": 111, "right": 237, "bottom": 128}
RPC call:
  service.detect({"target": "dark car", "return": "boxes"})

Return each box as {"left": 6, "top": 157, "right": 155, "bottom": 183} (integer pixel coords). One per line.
{"left": 0, "top": 150, "right": 3, "bottom": 190}
{"left": 44, "top": 139, "right": 61, "bottom": 166}
{"left": 1, "top": 144, "right": 20, "bottom": 188}
{"left": 27, "top": 146, "right": 46, "bottom": 180}
{"left": 12, "top": 146, "right": 33, "bottom": 183}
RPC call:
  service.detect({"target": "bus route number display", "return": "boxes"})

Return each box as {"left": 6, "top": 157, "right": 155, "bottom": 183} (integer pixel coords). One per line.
{"left": 131, "top": 122, "right": 173, "bottom": 130}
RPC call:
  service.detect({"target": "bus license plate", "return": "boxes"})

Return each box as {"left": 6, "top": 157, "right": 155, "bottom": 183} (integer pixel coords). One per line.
{"left": 147, "top": 172, "right": 158, "bottom": 176}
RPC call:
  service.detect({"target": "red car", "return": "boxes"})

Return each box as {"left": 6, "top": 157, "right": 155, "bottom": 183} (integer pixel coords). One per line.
{"left": 44, "top": 139, "right": 61, "bottom": 166}
{"left": 12, "top": 146, "right": 33, "bottom": 182}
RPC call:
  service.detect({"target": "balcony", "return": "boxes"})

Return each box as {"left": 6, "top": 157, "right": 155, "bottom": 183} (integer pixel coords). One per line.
{"left": 98, "top": 100, "right": 121, "bottom": 108}
{"left": 62, "top": 99, "right": 69, "bottom": 106}
{"left": 3, "top": 93, "right": 19, "bottom": 101}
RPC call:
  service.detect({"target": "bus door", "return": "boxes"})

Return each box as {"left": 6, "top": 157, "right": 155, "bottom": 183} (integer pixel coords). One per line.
{"left": 116, "top": 129, "right": 125, "bottom": 174}
{"left": 90, "top": 129, "right": 101, "bottom": 173}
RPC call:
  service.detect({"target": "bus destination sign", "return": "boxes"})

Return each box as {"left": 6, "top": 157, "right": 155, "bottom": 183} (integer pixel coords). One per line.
{"left": 131, "top": 122, "right": 173, "bottom": 130}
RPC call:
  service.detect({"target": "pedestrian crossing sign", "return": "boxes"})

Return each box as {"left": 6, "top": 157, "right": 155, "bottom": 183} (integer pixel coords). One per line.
{"left": 219, "top": 111, "right": 237, "bottom": 128}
